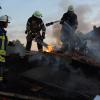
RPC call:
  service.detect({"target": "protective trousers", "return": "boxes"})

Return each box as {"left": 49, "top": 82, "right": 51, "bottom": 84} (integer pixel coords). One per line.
{"left": 26, "top": 33, "right": 43, "bottom": 51}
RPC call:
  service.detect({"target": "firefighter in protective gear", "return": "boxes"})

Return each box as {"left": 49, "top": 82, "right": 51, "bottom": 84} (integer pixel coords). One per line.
{"left": 60, "top": 5, "right": 78, "bottom": 30}
{"left": 60, "top": 5, "right": 78, "bottom": 52}
{"left": 0, "top": 15, "right": 9, "bottom": 83}
{"left": 25, "top": 11, "right": 46, "bottom": 51}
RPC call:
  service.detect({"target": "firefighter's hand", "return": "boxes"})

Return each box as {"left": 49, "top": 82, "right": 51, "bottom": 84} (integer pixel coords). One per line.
{"left": 42, "top": 32, "right": 45, "bottom": 39}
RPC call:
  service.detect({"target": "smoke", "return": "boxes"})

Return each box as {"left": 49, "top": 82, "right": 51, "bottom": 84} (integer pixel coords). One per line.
{"left": 59, "top": 0, "right": 73, "bottom": 11}
{"left": 52, "top": 0, "right": 100, "bottom": 63}
{"left": 53, "top": 0, "right": 72, "bottom": 47}
{"left": 59, "top": 0, "right": 94, "bottom": 33}
{"left": 7, "top": 40, "right": 26, "bottom": 57}
{"left": 85, "top": 28, "right": 100, "bottom": 63}
{"left": 52, "top": 22, "right": 100, "bottom": 64}
{"left": 75, "top": 5, "right": 93, "bottom": 33}
{"left": 24, "top": 51, "right": 100, "bottom": 98}
{"left": 51, "top": 1, "right": 94, "bottom": 49}
{"left": 52, "top": 23, "right": 62, "bottom": 47}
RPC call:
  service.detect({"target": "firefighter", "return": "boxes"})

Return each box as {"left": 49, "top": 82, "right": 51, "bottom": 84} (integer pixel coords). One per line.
{"left": 60, "top": 5, "right": 78, "bottom": 31}
{"left": 25, "top": 11, "right": 46, "bottom": 52}
{"left": 60, "top": 5, "right": 78, "bottom": 52}
{"left": 0, "top": 15, "right": 9, "bottom": 83}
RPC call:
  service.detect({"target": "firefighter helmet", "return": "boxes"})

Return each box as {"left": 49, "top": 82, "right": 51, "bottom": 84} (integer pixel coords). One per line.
{"left": 68, "top": 5, "right": 74, "bottom": 12}
{"left": 33, "top": 11, "right": 42, "bottom": 18}
{"left": 0, "top": 15, "right": 10, "bottom": 23}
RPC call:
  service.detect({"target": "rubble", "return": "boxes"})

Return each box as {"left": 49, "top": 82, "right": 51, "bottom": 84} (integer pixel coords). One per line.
{"left": 2, "top": 25, "right": 100, "bottom": 100}
{"left": 5, "top": 47, "right": 100, "bottom": 100}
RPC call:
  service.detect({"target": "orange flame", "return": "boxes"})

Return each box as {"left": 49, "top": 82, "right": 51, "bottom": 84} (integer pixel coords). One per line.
{"left": 46, "top": 45, "right": 54, "bottom": 52}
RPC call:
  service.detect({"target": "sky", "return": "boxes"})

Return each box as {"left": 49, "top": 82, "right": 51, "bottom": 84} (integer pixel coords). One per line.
{"left": 0, "top": 0, "right": 100, "bottom": 50}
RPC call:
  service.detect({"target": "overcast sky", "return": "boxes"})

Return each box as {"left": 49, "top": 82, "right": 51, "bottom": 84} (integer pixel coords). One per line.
{"left": 0, "top": 0, "right": 100, "bottom": 50}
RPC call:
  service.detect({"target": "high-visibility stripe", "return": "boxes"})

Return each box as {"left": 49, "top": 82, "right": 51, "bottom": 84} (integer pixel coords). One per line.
{"left": 0, "top": 34, "right": 6, "bottom": 62}
{"left": 0, "top": 55, "right": 5, "bottom": 62}
{"left": 0, "top": 35, "right": 5, "bottom": 50}
{"left": 0, "top": 76, "right": 3, "bottom": 81}
{"left": 0, "top": 33, "right": 6, "bottom": 56}
{"left": 0, "top": 50, "right": 6, "bottom": 56}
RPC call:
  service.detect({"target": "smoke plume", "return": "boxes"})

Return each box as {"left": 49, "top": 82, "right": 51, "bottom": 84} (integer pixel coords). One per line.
{"left": 75, "top": 5, "right": 93, "bottom": 33}
{"left": 52, "top": 23, "right": 62, "bottom": 47}
{"left": 85, "top": 27, "right": 100, "bottom": 63}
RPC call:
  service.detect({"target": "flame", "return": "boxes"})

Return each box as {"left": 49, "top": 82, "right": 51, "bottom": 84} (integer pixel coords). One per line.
{"left": 46, "top": 45, "right": 54, "bottom": 52}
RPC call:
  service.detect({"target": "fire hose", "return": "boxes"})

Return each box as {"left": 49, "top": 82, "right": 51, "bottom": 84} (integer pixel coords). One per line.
{"left": 46, "top": 20, "right": 60, "bottom": 26}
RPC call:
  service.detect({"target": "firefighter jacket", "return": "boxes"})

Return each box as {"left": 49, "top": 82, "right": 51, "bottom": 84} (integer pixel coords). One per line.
{"left": 0, "top": 28, "right": 8, "bottom": 62}
{"left": 61, "top": 11, "right": 78, "bottom": 28}
{"left": 26, "top": 15, "right": 46, "bottom": 35}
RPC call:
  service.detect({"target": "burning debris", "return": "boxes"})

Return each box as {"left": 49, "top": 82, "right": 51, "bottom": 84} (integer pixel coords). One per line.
{"left": 2, "top": 15, "right": 100, "bottom": 100}
{"left": 7, "top": 23, "right": 100, "bottom": 65}
{"left": 46, "top": 45, "right": 54, "bottom": 52}
{"left": 6, "top": 49, "right": 100, "bottom": 100}
{"left": 50, "top": 21, "right": 100, "bottom": 65}
{"left": 1, "top": 1, "right": 100, "bottom": 100}
{"left": 3, "top": 34, "right": 100, "bottom": 100}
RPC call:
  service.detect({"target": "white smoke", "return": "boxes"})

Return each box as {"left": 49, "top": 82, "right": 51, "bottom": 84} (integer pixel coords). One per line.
{"left": 52, "top": 23, "right": 62, "bottom": 47}
{"left": 59, "top": 0, "right": 73, "bottom": 11}
{"left": 85, "top": 27, "right": 100, "bottom": 63}
{"left": 7, "top": 40, "right": 26, "bottom": 57}
{"left": 75, "top": 5, "right": 93, "bottom": 33}
{"left": 59, "top": 0, "right": 96, "bottom": 33}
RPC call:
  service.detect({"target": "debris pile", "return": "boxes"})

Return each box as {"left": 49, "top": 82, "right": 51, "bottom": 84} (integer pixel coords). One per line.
{"left": 4, "top": 22, "right": 100, "bottom": 100}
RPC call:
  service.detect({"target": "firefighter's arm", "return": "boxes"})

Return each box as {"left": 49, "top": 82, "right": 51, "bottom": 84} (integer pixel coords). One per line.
{"left": 41, "top": 22, "right": 46, "bottom": 39}
{"left": 60, "top": 13, "right": 66, "bottom": 24}
{"left": 25, "top": 19, "right": 31, "bottom": 34}
{"left": 60, "top": 13, "right": 69, "bottom": 24}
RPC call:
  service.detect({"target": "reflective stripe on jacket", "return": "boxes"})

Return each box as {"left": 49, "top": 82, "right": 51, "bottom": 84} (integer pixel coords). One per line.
{"left": 0, "top": 28, "right": 8, "bottom": 62}
{"left": 0, "top": 76, "right": 3, "bottom": 81}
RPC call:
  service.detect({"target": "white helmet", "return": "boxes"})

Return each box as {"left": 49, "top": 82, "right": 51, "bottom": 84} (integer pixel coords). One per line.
{"left": 68, "top": 5, "right": 74, "bottom": 12}
{"left": 33, "top": 11, "right": 42, "bottom": 18}
{"left": 0, "top": 15, "right": 10, "bottom": 23}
